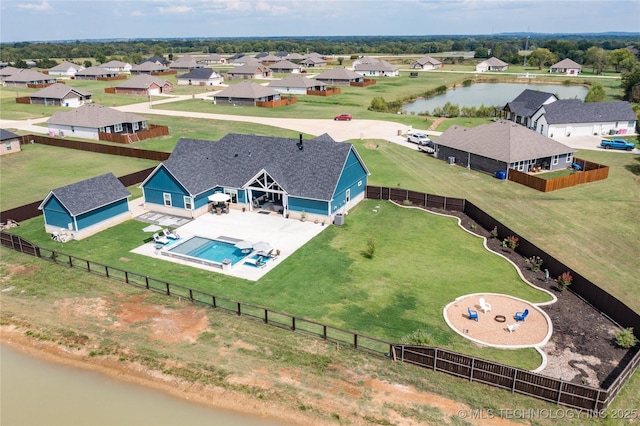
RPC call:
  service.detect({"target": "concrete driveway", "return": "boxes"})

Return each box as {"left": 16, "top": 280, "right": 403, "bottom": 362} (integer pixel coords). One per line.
{"left": 553, "top": 134, "right": 639, "bottom": 154}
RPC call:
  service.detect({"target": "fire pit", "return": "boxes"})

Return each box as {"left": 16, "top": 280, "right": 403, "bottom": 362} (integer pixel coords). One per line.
{"left": 494, "top": 315, "right": 506, "bottom": 323}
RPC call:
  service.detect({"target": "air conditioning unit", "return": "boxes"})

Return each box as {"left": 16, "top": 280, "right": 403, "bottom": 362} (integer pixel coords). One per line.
{"left": 447, "top": 156, "right": 455, "bottom": 165}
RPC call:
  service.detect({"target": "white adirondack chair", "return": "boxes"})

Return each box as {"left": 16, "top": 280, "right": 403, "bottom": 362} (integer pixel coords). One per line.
{"left": 479, "top": 297, "right": 492, "bottom": 314}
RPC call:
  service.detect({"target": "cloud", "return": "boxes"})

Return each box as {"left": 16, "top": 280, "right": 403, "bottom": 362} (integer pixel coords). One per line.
{"left": 17, "top": 0, "right": 52, "bottom": 11}
{"left": 132, "top": 10, "right": 143, "bottom": 17}
{"left": 158, "top": 5, "right": 193, "bottom": 14}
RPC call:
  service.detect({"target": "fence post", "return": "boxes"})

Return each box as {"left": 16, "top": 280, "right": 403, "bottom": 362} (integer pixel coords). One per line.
{"left": 556, "top": 380, "right": 563, "bottom": 404}
{"left": 145, "top": 276, "right": 149, "bottom": 289}
{"left": 470, "top": 358, "right": 475, "bottom": 382}
{"left": 212, "top": 296, "right": 216, "bottom": 308}
{"left": 86, "top": 260, "right": 90, "bottom": 272}
{"left": 189, "top": 289, "right": 193, "bottom": 301}
{"left": 236, "top": 302, "right": 241, "bottom": 316}
{"left": 264, "top": 309, "right": 268, "bottom": 324}
{"left": 323, "top": 325, "right": 327, "bottom": 340}
{"left": 433, "top": 348, "right": 437, "bottom": 370}
{"left": 401, "top": 346, "right": 405, "bottom": 362}
{"left": 292, "top": 317, "right": 296, "bottom": 331}
{"left": 68, "top": 255, "right": 73, "bottom": 268}
{"left": 354, "top": 334, "right": 358, "bottom": 349}
{"left": 105, "top": 265, "right": 109, "bottom": 277}
{"left": 125, "top": 271, "right": 129, "bottom": 283}
{"left": 165, "top": 282, "right": 170, "bottom": 296}
{"left": 594, "top": 389, "right": 601, "bottom": 411}
{"left": 512, "top": 370, "right": 518, "bottom": 393}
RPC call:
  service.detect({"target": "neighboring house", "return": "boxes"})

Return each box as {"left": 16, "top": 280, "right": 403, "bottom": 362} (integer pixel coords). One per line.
{"left": 47, "top": 61, "right": 84, "bottom": 78}
{"left": 230, "top": 55, "right": 260, "bottom": 67}
{"left": 226, "top": 63, "right": 272, "bottom": 79}
{"left": 3, "top": 69, "right": 57, "bottom": 87}
{"left": 140, "top": 133, "right": 370, "bottom": 221}
{"left": 268, "top": 75, "right": 327, "bottom": 95}
{"left": 130, "top": 62, "right": 170, "bottom": 75}
{"left": 268, "top": 60, "right": 303, "bottom": 73}
{"left": 74, "top": 66, "right": 119, "bottom": 80}
{"left": 0, "top": 129, "right": 21, "bottom": 156}
{"left": 99, "top": 60, "right": 132, "bottom": 74}
{"left": 169, "top": 55, "right": 202, "bottom": 71}
{"left": 0, "top": 66, "right": 21, "bottom": 80}
{"left": 354, "top": 60, "right": 399, "bottom": 77}
{"left": 550, "top": 58, "right": 582, "bottom": 75}
{"left": 212, "top": 81, "right": 280, "bottom": 106}
{"left": 300, "top": 56, "right": 327, "bottom": 68}
{"left": 531, "top": 99, "right": 638, "bottom": 137}
{"left": 47, "top": 104, "right": 149, "bottom": 140}
{"left": 475, "top": 57, "right": 509, "bottom": 72}
{"left": 198, "top": 54, "right": 226, "bottom": 65}
{"left": 434, "top": 120, "right": 575, "bottom": 175}
{"left": 142, "top": 56, "right": 170, "bottom": 66}
{"left": 38, "top": 173, "right": 131, "bottom": 240}
{"left": 352, "top": 56, "right": 378, "bottom": 67}
{"left": 410, "top": 55, "right": 443, "bottom": 70}
{"left": 28, "top": 83, "right": 92, "bottom": 107}
{"left": 259, "top": 54, "right": 281, "bottom": 64}
{"left": 176, "top": 68, "right": 224, "bottom": 86}
{"left": 500, "top": 89, "right": 558, "bottom": 128}
{"left": 284, "top": 53, "right": 304, "bottom": 62}
{"left": 112, "top": 74, "right": 174, "bottom": 95}
{"left": 314, "top": 68, "right": 365, "bottom": 85}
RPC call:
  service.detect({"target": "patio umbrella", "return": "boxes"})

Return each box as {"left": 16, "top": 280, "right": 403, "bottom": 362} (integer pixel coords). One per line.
{"left": 234, "top": 240, "right": 254, "bottom": 251}
{"left": 142, "top": 224, "right": 163, "bottom": 233}
{"left": 252, "top": 241, "right": 273, "bottom": 253}
{"left": 208, "top": 192, "right": 230, "bottom": 203}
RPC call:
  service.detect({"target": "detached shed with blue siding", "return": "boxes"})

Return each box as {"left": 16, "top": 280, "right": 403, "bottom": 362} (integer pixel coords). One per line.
{"left": 140, "top": 133, "right": 370, "bottom": 222}
{"left": 38, "top": 173, "right": 132, "bottom": 240}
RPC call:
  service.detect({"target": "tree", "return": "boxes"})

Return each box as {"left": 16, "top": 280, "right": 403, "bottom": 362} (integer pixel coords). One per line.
{"left": 585, "top": 83, "right": 606, "bottom": 103}
{"left": 94, "top": 51, "right": 106, "bottom": 64}
{"left": 621, "top": 65, "right": 640, "bottom": 102}
{"left": 83, "top": 60, "right": 93, "bottom": 68}
{"left": 585, "top": 46, "right": 608, "bottom": 75}
{"left": 528, "top": 48, "right": 557, "bottom": 70}
{"left": 608, "top": 48, "right": 637, "bottom": 72}
{"left": 474, "top": 47, "right": 489, "bottom": 58}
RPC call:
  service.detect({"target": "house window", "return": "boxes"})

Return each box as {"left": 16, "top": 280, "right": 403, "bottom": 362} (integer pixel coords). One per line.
{"left": 114, "top": 123, "right": 123, "bottom": 132}
{"left": 629, "top": 121, "right": 635, "bottom": 128}
{"left": 5, "top": 141, "right": 12, "bottom": 151}
{"left": 183, "top": 196, "right": 193, "bottom": 210}
{"left": 224, "top": 189, "right": 238, "bottom": 203}
{"left": 133, "top": 122, "right": 139, "bottom": 131}
{"left": 552, "top": 155, "right": 559, "bottom": 166}
{"left": 163, "top": 193, "right": 172, "bottom": 207}
{"left": 566, "top": 152, "right": 573, "bottom": 163}
{"left": 99, "top": 127, "right": 105, "bottom": 133}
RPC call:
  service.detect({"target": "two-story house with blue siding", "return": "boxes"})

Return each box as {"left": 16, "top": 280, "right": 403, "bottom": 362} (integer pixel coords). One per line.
{"left": 38, "top": 173, "right": 131, "bottom": 240}
{"left": 140, "top": 133, "right": 370, "bottom": 222}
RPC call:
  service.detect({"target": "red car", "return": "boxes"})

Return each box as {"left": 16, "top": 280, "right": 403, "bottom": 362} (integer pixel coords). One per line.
{"left": 334, "top": 114, "right": 352, "bottom": 121}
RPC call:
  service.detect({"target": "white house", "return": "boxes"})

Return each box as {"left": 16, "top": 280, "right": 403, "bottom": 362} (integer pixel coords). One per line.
{"left": 475, "top": 57, "right": 509, "bottom": 72}
{"left": 550, "top": 58, "right": 582, "bottom": 75}
{"left": 176, "top": 68, "right": 224, "bottom": 86}
{"left": 531, "top": 99, "right": 637, "bottom": 138}
{"left": 354, "top": 59, "right": 399, "bottom": 77}
{"left": 268, "top": 75, "right": 327, "bottom": 95}
{"left": 48, "top": 61, "right": 84, "bottom": 78}
{"left": 47, "top": 104, "right": 149, "bottom": 140}
{"left": 99, "top": 60, "right": 132, "bottom": 74}
{"left": 410, "top": 55, "right": 443, "bottom": 70}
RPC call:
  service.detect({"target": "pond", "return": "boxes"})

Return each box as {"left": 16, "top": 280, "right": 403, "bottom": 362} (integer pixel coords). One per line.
{"left": 402, "top": 83, "right": 589, "bottom": 114}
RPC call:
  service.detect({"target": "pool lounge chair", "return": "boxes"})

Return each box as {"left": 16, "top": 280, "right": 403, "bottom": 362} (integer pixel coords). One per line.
{"left": 153, "top": 233, "right": 170, "bottom": 245}
{"left": 162, "top": 229, "right": 180, "bottom": 240}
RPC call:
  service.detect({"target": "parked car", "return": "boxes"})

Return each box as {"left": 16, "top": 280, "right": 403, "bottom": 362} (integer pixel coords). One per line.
{"left": 334, "top": 114, "right": 352, "bottom": 121}
{"left": 600, "top": 138, "right": 635, "bottom": 151}
{"left": 407, "top": 132, "right": 432, "bottom": 145}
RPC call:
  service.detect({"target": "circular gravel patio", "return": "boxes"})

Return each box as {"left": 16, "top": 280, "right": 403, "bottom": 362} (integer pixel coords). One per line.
{"left": 444, "top": 293, "right": 552, "bottom": 349}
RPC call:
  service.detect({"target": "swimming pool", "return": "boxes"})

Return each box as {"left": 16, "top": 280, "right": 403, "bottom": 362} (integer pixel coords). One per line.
{"left": 163, "top": 236, "right": 248, "bottom": 269}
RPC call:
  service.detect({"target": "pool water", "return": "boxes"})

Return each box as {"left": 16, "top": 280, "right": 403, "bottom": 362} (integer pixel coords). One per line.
{"left": 168, "top": 237, "right": 247, "bottom": 265}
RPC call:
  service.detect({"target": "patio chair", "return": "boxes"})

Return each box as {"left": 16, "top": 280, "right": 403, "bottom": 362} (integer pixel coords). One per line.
{"left": 479, "top": 297, "right": 492, "bottom": 314}
{"left": 467, "top": 307, "right": 478, "bottom": 322}
{"left": 507, "top": 323, "right": 520, "bottom": 333}
{"left": 153, "top": 232, "right": 169, "bottom": 245}
{"left": 162, "top": 229, "right": 180, "bottom": 240}
{"left": 514, "top": 309, "right": 529, "bottom": 322}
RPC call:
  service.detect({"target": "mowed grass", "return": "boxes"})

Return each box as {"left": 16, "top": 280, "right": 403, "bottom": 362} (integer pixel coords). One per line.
{"left": 0, "top": 143, "right": 157, "bottom": 210}
{"left": 11, "top": 199, "right": 549, "bottom": 369}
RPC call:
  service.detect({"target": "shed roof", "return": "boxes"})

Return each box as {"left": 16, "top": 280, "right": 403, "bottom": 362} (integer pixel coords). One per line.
{"left": 435, "top": 120, "right": 573, "bottom": 163}
{"left": 152, "top": 133, "right": 368, "bottom": 201}
{"left": 38, "top": 173, "right": 131, "bottom": 217}
{"left": 177, "top": 68, "right": 220, "bottom": 80}
{"left": 0, "top": 129, "right": 20, "bottom": 141}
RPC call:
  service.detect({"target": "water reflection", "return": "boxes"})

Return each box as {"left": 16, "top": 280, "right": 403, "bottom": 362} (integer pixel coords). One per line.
{"left": 1, "top": 344, "right": 286, "bottom": 426}
{"left": 402, "top": 83, "right": 588, "bottom": 114}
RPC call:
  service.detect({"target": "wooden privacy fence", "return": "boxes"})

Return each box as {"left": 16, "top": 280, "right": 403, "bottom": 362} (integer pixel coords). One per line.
{"left": 256, "top": 97, "right": 297, "bottom": 108}
{"left": 508, "top": 158, "right": 609, "bottom": 192}
{"left": 3, "top": 229, "right": 638, "bottom": 411}
{"left": 98, "top": 124, "right": 169, "bottom": 144}
{"left": 19, "top": 134, "right": 170, "bottom": 161}
{"left": 307, "top": 87, "right": 341, "bottom": 96}
{"left": 96, "top": 75, "right": 127, "bottom": 81}
{"left": 350, "top": 79, "right": 376, "bottom": 87}
{"left": 15, "top": 96, "right": 30, "bottom": 104}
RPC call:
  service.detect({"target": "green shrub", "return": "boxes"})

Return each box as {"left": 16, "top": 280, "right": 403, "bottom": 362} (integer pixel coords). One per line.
{"left": 364, "top": 236, "right": 376, "bottom": 259}
{"left": 557, "top": 271, "right": 573, "bottom": 291}
{"left": 615, "top": 328, "right": 637, "bottom": 349}
{"left": 401, "top": 329, "right": 435, "bottom": 346}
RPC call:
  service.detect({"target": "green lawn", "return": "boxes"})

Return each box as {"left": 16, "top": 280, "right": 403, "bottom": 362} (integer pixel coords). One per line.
{"left": 0, "top": 143, "right": 157, "bottom": 210}
{"left": 11, "top": 199, "right": 550, "bottom": 369}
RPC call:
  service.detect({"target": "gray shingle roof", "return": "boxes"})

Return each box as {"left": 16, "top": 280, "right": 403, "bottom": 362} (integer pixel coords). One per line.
{"left": 49, "top": 61, "right": 84, "bottom": 72}
{"left": 414, "top": 55, "right": 442, "bottom": 66}
{"left": 0, "top": 66, "right": 21, "bottom": 77}
{"left": 227, "top": 62, "right": 269, "bottom": 75}
{"left": 47, "top": 104, "right": 148, "bottom": 128}
{"left": 39, "top": 173, "right": 130, "bottom": 216}
{"left": 482, "top": 57, "right": 508, "bottom": 67}
{"left": 314, "top": 67, "right": 363, "bottom": 81}
{"left": 551, "top": 58, "right": 582, "bottom": 69}
{"left": 115, "top": 74, "right": 170, "bottom": 89}
{"left": 158, "top": 134, "right": 367, "bottom": 201}
{"left": 99, "top": 60, "right": 130, "bottom": 68}
{"left": 504, "top": 89, "right": 557, "bottom": 117}
{"left": 214, "top": 81, "right": 278, "bottom": 99}
{"left": 268, "top": 75, "right": 325, "bottom": 89}
{"left": 541, "top": 100, "right": 637, "bottom": 124}
{"left": 177, "top": 68, "right": 219, "bottom": 80}
{"left": 3, "top": 69, "right": 56, "bottom": 83}
{"left": 0, "top": 129, "right": 20, "bottom": 141}
{"left": 131, "top": 62, "right": 169, "bottom": 72}
{"left": 74, "top": 66, "right": 117, "bottom": 77}
{"left": 268, "top": 60, "right": 300, "bottom": 70}
{"left": 354, "top": 60, "right": 398, "bottom": 72}
{"left": 435, "top": 120, "right": 573, "bottom": 163}
{"left": 30, "top": 83, "right": 91, "bottom": 99}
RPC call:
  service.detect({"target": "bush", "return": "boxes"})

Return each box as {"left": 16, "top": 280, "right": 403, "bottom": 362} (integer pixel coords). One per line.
{"left": 490, "top": 226, "right": 499, "bottom": 239}
{"left": 364, "top": 236, "right": 375, "bottom": 259}
{"left": 615, "top": 328, "right": 637, "bottom": 349}
{"left": 525, "top": 256, "right": 543, "bottom": 272}
{"left": 502, "top": 235, "right": 519, "bottom": 252}
{"left": 401, "top": 329, "right": 434, "bottom": 346}
{"left": 557, "top": 271, "right": 573, "bottom": 291}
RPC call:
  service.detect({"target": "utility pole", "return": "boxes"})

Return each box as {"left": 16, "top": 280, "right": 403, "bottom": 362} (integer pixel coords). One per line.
{"left": 523, "top": 36, "right": 530, "bottom": 67}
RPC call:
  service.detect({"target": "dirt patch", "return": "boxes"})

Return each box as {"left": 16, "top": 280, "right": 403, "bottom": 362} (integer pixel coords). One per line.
{"left": 428, "top": 205, "right": 637, "bottom": 388}
{"left": 0, "top": 262, "right": 39, "bottom": 282}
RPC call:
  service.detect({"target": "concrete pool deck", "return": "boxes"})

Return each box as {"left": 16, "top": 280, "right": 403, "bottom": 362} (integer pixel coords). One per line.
{"left": 130, "top": 209, "right": 329, "bottom": 281}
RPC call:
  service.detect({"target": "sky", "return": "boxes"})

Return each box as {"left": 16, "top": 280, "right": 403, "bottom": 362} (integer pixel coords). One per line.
{"left": 1, "top": 0, "right": 639, "bottom": 43}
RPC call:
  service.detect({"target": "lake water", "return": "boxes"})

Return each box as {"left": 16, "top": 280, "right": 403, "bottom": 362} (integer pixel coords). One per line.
{"left": 402, "top": 83, "right": 589, "bottom": 114}
{"left": 0, "top": 344, "right": 286, "bottom": 426}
